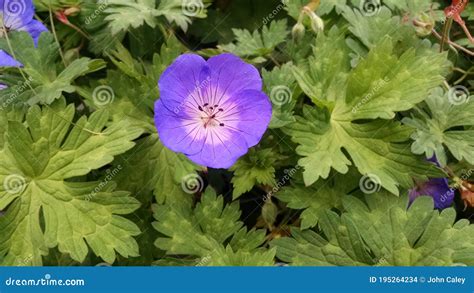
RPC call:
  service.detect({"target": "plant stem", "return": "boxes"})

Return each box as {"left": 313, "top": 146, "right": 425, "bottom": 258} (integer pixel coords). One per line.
{"left": 440, "top": 18, "right": 453, "bottom": 52}
{"left": 48, "top": 8, "right": 67, "bottom": 66}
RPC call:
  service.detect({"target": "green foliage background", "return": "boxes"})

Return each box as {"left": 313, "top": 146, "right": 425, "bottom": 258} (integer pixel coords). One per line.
{"left": 0, "top": 0, "right": 473, "bottom": 266}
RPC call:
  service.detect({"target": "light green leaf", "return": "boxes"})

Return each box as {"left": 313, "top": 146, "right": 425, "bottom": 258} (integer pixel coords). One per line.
{"left": 262, "top": 62, "right": 299, "bottom": 128}
{"left": 292, "top": 27, "right": 350, "bottom": 107}
{"left": 103, "top": 0, "right": 208, "bottom": 34}
{"left": 403, "top": 87, "right": 474, "bottom": 166}
{"left": 288, "top": 34, "right": 448, "bottom": 194}
{"left": 382, "top": 0, "right": 439, "bottom": 15}
{"left": 0, "top": 99, "right": 143, "bottom": 265}
{"left": 219, "top": 19, "right": 288, "bottom": 62}
{"left": 206, "top": 246, "right": 276, "bottom": 266}
{"left": 276, "top": 172, "right": 358, "bottom": 229}
{"left": 342, "top": 7, "right": 415, "bottom": 51}
{"left": 272, "top": 194, "right": 474, "bottom": 265}
{"left": 230, "top": 148, "right": 277, "bottom": 199}
{"left": 153, "top": 188, "right": 274, "bottom": 265}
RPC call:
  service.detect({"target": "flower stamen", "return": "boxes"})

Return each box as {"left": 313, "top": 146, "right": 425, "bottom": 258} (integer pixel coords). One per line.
{"left": 198, "top": 103, "right": 226, "bottom": 128}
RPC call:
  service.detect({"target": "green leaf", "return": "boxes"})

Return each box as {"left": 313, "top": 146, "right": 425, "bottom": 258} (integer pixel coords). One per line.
{"left": 288, "top": 33, "right": 448, "bottom": 194}
{"left": 286, "top": 106, "right": 443, "bottom": 194}
{"left": 153, "top": 188, "right": 275, "bottom": 265}
{"left": 342, "top": 7, "right": 415, "bottom": 51}
{"left": 206, "top": 246, "right": 276, "bottom": 266}
{"left": 0, "top": 32, "right": 105, "bottom": 105}
{"left": 103, "top": 0, "right": 208, "bottom": 34}
{"left": 272, "top": 194, "right": 474, "bottom": 265}
{"left": 403, "top": 87, "right": 474, "bottom": 166}
{"left": 292, "top": 27, "right": 350, "bottom": 107}
{"left": 219, "top": 19, "right": 288, "bottom": 62}
{"left": 230, "top": 148, "right": 277, "bottom": 199}
{"left": 114, "top": 134, "right": 198, "bottom": 204}
{"left": 104, "top": 0, "right": 159, "bottom": 35}
{"left": 0, "top": 99, "right": 143, "bottom": 265}
{"left": 159, "top": 0, "right": 209, "bottom": 31}
{"left": 382, "top": 0, "right": 439, "bottom": 15}
{"left": 276, "top": 172, "right": 358, "bottom": 229}
{"left": 262, "top": 62, "right": 299, "bottom": 128}
{"left": 343, "top": 37, "right": 448, "bottom": 120}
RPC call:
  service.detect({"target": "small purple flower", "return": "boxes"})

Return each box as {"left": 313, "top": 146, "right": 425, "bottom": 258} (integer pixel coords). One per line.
{"left": 0, "top": 0, "right": 48, "bottom": 67}
{"left": 409, "top": 157, "right": 455, "bottom": 209}
{"left": 0, "top": 83, "right": 6, "bottom": 90}
{"left": 154, "top": 53, "right": 272, "bottom": 168}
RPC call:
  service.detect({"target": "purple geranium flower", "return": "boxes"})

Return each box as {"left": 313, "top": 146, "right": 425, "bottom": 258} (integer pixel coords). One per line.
{"left": 0, "top": 0, "right": 47, "bottom": 67}
{"left": 0, "top": 83, "right": 6, "bottom": 90}
{"left": 409, "top": 157, "right": 455, "bottom": 209}
{"left": 154, "top": 53, "right": 272, "bottom": 168}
